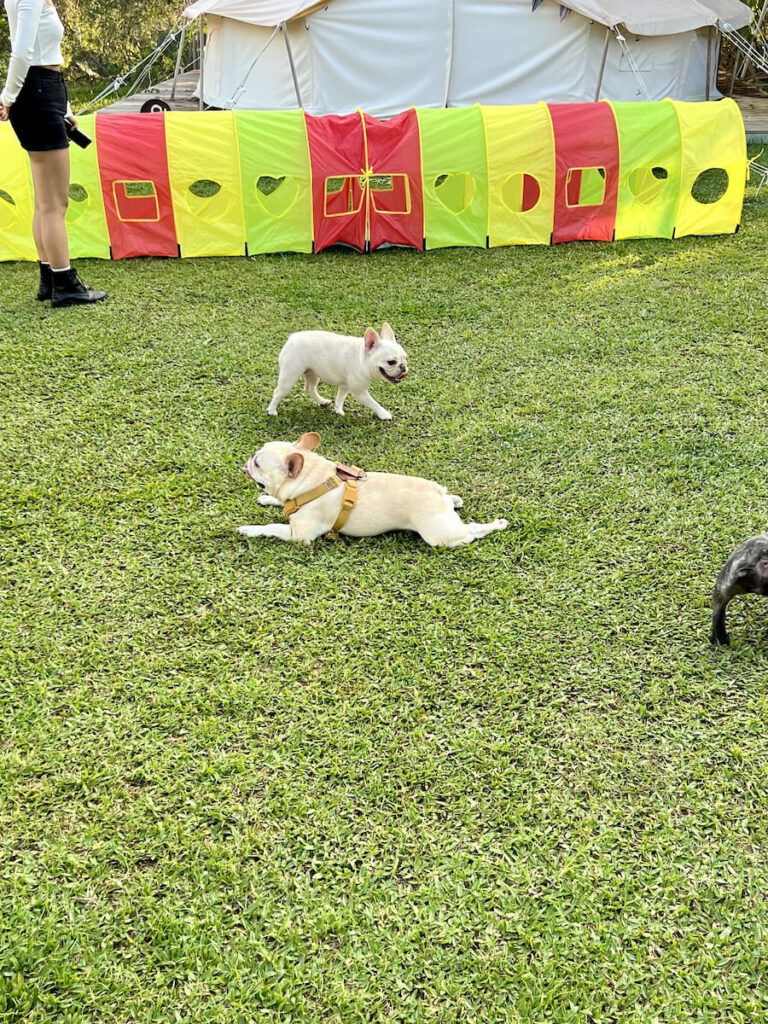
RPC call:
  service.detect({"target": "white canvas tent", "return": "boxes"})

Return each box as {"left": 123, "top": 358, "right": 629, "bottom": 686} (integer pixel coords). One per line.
{"left": 180, "top": 0, "right": 753, "bottom": 115}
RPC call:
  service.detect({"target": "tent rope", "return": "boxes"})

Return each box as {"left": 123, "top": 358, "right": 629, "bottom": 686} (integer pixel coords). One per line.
{"left": 222, "top": 23, "right": 282, "bottom": 108}
{"left": 613, "top": 29, "right": 650, "bottom": 101}
{"left": 719, "top": 19, "right": 768, "bottom": 79}
{"left": 75, "top": 20, "right": 186, "bottom": 115}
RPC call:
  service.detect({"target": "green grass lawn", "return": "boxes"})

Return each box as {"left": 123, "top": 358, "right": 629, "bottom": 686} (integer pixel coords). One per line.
{"left": 2, "top": 180, "right": 768, "bottom": 1023}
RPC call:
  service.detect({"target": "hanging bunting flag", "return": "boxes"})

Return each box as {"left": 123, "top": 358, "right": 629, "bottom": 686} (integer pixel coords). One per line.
{"left": 531, "top": 0, "right": 545, "bottom": 11}
{"left": 560, "top": 5, "right": 571, "bottom": 20}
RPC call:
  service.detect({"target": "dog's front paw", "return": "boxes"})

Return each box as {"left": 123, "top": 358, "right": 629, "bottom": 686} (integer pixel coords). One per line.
{"left": 333, "top": 407, "right": 345, "bottom": 417}
{"left": 377, "top": 409, "right": 393, "bottom": 421}
{"left": 494, "top": 518, "right": 509, "bottom": 531}
{"left": 238, "top": 525, "right": 261, "bottom": 537}
{"left": 266, "top": 408, "right": 278, "bottom": 417}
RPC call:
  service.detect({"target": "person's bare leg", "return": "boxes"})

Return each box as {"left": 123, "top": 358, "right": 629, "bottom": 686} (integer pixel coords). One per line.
{"left": 28, "top": 149, "right": 70, "bottom": 268}
{"left": 32, "top": 200, "right": 47, "bottom": 263}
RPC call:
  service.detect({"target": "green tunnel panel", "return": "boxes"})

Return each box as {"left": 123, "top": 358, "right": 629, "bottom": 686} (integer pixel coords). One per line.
{"left": 611, "top": 102, "right": 681, "bottom": 241}
{"left": 417, "top": 106, "right": 488, "bottom": 249}
{"left": 235, "top": 110, "right": 313, "bottom": 255}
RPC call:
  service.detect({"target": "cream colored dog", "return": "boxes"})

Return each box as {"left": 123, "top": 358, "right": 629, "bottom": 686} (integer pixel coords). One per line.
{"left": 239, "top": 433, "right": 508, "bottom": 547}
{"left": 266, "top": 323, "right": 407, "bottom": 420}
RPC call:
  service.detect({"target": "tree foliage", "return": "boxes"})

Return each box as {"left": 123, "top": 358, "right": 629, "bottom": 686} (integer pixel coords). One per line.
{"left": 1, "top": 0, "right": 187, "bottom": 83}
{"left": 58, "top": 0, "right": 187, "bottom": 81}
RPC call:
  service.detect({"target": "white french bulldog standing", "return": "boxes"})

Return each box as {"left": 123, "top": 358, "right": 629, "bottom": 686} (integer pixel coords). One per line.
{"left": 239, "top": 433, "right": 508, "bottom": 548}
{"left": 267, "top": 323, "right": 408, "bottom": 420}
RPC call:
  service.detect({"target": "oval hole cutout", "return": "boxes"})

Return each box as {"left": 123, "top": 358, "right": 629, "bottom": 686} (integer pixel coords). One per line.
{"left": 691, "top": 168, "right": 728, "bottom": 204}
{"left": 189, "top": 179, "right": 221, "bottom": 198}
{"left": 69, "top": 183, "right": 87, "bottom": 203}
{"left": 0, "top": 189, "right": 16, "bottom": 229}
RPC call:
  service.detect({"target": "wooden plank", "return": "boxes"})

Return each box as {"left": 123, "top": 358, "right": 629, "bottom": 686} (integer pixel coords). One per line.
{"left": 99, "top": 70, "right": 201, "bottom": 115}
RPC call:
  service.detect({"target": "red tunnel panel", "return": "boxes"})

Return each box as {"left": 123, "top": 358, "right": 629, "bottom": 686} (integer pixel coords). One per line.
{"left": 305, "top": 112, "right": 367, "bottom": 253}
{"left": 548, "top": 102, "right": 619, "bottom": 244}
{"left": 95, "top": 113, "right": 177, "bottom": 260}
{"left": 363, "top": 110, "right": 424, "bottom": 252}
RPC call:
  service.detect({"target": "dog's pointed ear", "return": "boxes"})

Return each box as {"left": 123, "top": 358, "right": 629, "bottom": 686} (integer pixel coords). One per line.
{"left": 381, "top": 322, "right": 394, "bottom": 340}
{"left": 364, "top": 327, "right": 380, "bottom": 352}
{"left": 294, "top": 431, "right": 321, "bottom": 451}
{"left": 285, "top": 452, "right": 304, "bottom": 478}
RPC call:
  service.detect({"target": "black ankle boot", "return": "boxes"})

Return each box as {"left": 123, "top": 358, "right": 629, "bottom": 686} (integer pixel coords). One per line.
{"left": 37, "top": 262, "right": 53, "bottom": 301}
{"left": 51, "top": 267, "right": 108, "bottom": 308}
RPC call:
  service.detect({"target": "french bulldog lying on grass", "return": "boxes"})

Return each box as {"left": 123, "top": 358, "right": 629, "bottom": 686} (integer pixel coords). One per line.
{"left": 239, "top": 432, "right": 508, "bottom": 548}
{"left": 267, "top": 323, "right": 407, "bottom": 420}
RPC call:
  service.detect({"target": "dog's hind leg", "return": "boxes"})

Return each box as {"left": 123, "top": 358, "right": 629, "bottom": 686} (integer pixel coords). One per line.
{"left": 711, "top": 593, "right": 731, "bottom": 645}
{"left": 267, "top": 367, "right": 303, "bottom": 416}
{"left": 417, "top": 512, "right": 508, "bottom": 548}
{"left": 304, "top": 370, "right": 331, "bottom": 407}
{"left": 238, "top": 523, "right": 293, "bottom": 541}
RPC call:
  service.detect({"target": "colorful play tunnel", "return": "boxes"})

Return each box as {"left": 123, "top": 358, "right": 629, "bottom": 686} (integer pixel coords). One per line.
{"left": 0, "top": 100, "right": 747, "bottom": 261}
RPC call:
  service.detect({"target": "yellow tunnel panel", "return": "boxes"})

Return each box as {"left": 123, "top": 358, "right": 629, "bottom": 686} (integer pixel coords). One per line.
{"left": 0, "top": 123, "right": 36, "bottom": 261}
{"left": 669, "top": 99, "right": 747, "bottom": 238}
{"left": 67, "top": 114, "right": 111, "bottom": 259}
{"left": 482, "top": 103, "right": 555, "bottom": 247}
{"left": 166, "top": 111, "right": 247, "bottom": 257}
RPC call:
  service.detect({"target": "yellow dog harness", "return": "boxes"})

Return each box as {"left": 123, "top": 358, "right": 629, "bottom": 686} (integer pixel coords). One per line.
{"left": 282, "top": 464, "right": 364, "bottom": 537}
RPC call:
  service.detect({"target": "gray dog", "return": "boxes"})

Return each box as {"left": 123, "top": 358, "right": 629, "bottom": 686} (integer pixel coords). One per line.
{"left": 711, "top": 534, "right": 768, "bottom": 645}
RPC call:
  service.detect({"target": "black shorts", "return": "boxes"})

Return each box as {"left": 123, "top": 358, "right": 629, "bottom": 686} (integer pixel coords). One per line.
{"left": 8, "top": 67, "right": 69, "bottom": 152}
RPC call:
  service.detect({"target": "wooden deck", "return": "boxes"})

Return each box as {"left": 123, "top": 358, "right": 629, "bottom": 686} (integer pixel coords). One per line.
{"left": 733, "top": 94, "right": 768, "bottom": 140}
{"left": 97, "top": 72, "right": 768, "bottom": 139}
{"left": 98, "top": 69, "right": 201, "bottom": 115}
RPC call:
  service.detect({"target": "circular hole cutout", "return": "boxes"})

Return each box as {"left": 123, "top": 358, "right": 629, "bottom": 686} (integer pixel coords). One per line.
{"left": 501, "top": 172, "right": 541, "bottom": 214}
{"left": 691, "top": 168, "right": 728, "bottom": 204}
{"left": 69, "top": 183, "right": 87, "bottom": 203}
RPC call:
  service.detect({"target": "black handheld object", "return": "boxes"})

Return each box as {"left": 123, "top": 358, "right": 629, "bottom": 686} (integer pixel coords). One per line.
{"left": 65, "top": 119, "right": 92, "bottom": 149}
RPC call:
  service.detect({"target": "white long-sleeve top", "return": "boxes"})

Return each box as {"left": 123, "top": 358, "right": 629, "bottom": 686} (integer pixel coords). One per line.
{"left": 1, "top": 0, "right": 66, "bottom": 107}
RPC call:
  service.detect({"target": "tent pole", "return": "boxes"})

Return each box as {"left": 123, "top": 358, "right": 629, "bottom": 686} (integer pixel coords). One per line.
{"left": 171, "top": 20, "right": 187, "bottom": 100}
{"left": 198, "top": 15, "right": 205, "bottom": 110}
{"left": 594, "top": 26, "right": 610, "bottom": 101}
{"left": 282, "top": 22, "right": 303, "bottom": 108}
{"left": 706, "top": 25, "right": 713, "bottom": 100}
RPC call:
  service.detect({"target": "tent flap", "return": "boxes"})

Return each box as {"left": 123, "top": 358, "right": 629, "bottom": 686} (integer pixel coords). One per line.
{"left": 558, "top": 0, "right": 751, "bottom": 35}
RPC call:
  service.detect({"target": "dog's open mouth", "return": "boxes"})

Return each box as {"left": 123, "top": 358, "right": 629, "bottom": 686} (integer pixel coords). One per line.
{"left": 379, "top": 367, "right": 407, "bottom": 383}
